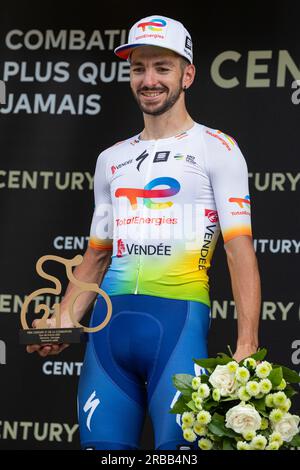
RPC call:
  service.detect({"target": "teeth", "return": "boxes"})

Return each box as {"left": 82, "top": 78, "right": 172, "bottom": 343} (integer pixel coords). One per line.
{"left": 142, "top": 92, "right": 162, "bottom": 97}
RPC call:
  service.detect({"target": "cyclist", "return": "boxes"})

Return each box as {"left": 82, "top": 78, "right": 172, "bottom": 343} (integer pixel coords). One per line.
{"left": 27, "top": 15, "right": 261, "bottom": 450}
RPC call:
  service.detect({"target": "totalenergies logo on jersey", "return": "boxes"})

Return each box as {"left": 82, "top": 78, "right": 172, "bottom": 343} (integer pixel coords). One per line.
{"left": 137, "top": 18, "right": 167, "bottom": 32}
{"left": 206, "top": 129, "right": 237, "bottom": 151}
{"left": 229, "top": 195, "right": 251, "bottom": 209}
{"left": 216, "top": 130, "right": 237, "bottom": 147}
{"left": 115, "top": 177, "right": 180, "bottom": 210}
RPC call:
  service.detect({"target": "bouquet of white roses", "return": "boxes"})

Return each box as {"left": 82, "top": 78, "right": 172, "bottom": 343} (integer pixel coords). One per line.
{"left": 170, "top": 348, "right": 300, "bottom": 450}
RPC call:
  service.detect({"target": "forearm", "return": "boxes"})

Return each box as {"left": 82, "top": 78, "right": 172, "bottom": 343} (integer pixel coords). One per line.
{"left": 225, "top": 239, "right": 261, "bottom": 349}
{"left": 60, "top": 246, "right": 112, "bottom": 323}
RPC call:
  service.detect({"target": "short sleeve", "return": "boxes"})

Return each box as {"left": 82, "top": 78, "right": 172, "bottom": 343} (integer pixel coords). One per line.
{"left": 203, "top": 129, "right": 252, "bottom": 244}
{"left": 88, "top": 152, "right": 113, "bottom": 251}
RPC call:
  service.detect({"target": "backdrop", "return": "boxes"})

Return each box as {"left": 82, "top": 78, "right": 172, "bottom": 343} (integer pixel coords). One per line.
{"left": 0, "top": 1, "right": 299, "bottom": 449}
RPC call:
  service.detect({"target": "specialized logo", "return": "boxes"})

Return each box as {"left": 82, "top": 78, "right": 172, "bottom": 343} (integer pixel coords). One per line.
{"left": 229, "top": 195, "right": 251, "bottom": 208}
{"left": 137, "top": 18, "right": 167, "bottom": 32}
{"left": 205, "top": 209, "right": 219, "bottom": 223}
{"left": 83, "top": 391, "right": 100, "bottom": 432}
{"left": 136, "top": 149, "right": 149, "bottom": 171}
{"left": 115, "top": 177, "right": 180, "bottom": 210}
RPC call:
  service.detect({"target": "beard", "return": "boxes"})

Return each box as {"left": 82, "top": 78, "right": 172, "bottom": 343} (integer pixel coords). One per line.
{"left": 132, "top": 79, "right": 183, "bottom": 116}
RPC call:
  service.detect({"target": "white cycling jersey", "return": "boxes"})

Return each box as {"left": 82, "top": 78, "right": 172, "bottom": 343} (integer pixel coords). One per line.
{"left": 89, "top": 121, "right": 252, "bottom": 306}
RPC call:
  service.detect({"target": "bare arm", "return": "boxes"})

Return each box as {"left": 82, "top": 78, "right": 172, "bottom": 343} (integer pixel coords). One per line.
{"left": 224, "top": 235, "right": 261, "bottom": 362}
{"left": 59, "top": 246, "right": 112, "bottom": 323}
{"left": 27, "top": 246, "right": 112, "bottom": 356}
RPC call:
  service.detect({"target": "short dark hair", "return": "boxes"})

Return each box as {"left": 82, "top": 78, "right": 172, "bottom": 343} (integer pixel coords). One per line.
{"left": 179, "top": 56, "right": 190, "bottom": 71}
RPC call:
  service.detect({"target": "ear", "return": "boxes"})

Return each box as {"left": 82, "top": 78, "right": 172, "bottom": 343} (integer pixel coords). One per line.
{"left": 183, "top": 64, "right": 196, "bottom": 90}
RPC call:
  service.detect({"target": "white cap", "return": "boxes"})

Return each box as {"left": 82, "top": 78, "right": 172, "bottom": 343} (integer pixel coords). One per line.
{"left": 114, "top": 15, "right": 193, "bottom": 64}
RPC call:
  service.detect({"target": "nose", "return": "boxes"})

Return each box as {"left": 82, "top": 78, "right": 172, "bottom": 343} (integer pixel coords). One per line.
{"left": 141, "top": 68, "right": 159, "bottom": 89}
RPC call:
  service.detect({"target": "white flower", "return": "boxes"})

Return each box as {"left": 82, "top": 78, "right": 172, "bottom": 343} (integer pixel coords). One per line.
{"left": 194, "top": 397, "right": 203, "bottom": 410}
{"left": 198, "top": 383, "right": 210, "bottom": 399}
{"left": 208, "top": 365, "right": 238, "bottom": 396}
{"left": 243, "top": 357, "right": 257, "bottom": 369}
{"left": 212, "top": 388, "right": 221, "bottom": 401}
{"left": 273, "top": 391, "right": 287, "bottom": 407}
{"left": 227, "top": 361, "right": 239, "bottom": 373}
{"left": 183, "top": 428, "right": 197, "bottom": 442}
{"left": 197, "top": 410, "right": 212, "bottom": 425}
{"left": 276, "top": 378, "right": 287, "bottom": 391}
{"left": 271, "top": 413, "right": 300, "bottom": 442}
{"left": 265, "top": 394, "right": 275, "bottom": 408}
{"left": 242, "top": 430, "right": 256, "bottom": 441}
{"left": 193, "top": 423, "right": 208, "bottom": 436}
{"left": 182, "top": 411, "right": 195, "bottom": 427}
{"left": 236, "top": 367, "right": 250, "bottom": 384}
{"left": 250, "top": 434, "right": 267, "bottom": 450}
{"left": 255, "top": 361, "right": 272, "bottom": 378}
{"left": 192, "top": 376, "right": 201, "bottom": 390}
{"left": 269, "top": 408, "right": 284, "bottom": 423}
{"left": 246, "top": 380, "right": 261, "bottom": 396}
{"left": 238, "top": 386, "right": 251, "bottom": 401}
{"left": 279, "top": 398, "right": 291, "bottom": 413}
{"left": 266, "top": 441, "right": 279, "bottom": 450}
{"left": 198, "top": 438, "right": 213, "bottom": 450}
{"left": 260, "top": 418, "right": 269, "bottom": 430}
{"left": 181, "top": 423, "right": 191, "bottom": 431}
{"left": 237, "top": 441, "right": 251, "bottom": 450}
{"left": 269, "top": 432, "right": 283, "bottom": 446}
{"left": 260, "top": 379, "right": 272, "bottom": 394}
{"left": 225, "top": 403, "right": 261, "bottom": 434}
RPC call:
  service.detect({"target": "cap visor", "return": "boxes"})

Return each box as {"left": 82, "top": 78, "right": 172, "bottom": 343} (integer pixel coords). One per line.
{"left": 114, "top": 43, "right": 150, "bottom": 60}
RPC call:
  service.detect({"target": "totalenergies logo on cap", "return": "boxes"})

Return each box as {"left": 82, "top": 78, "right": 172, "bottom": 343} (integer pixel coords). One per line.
{"left": 137, "top": 18, "right": 167, "bottom": 32}
{"left": 115, "top": 176, "right": 180, "bottom": 210}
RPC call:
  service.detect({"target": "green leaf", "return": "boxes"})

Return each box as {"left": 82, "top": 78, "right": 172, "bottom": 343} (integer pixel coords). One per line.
{"left": 268, "top": 367, "right": 283, "bottom": 387}
{"left": 280, "top": 365, "right": 300, "bottom": 383}
{"left": 208, "top": 413, "right": 239, "bottom": 439}
{"left": 197, "top": 373, "right": 209, "bottom": 383}
{"left": 250, "top": 348, "right": 267, "bottom": 361}
{"left": 169, "top": 394, "right": 189, "bottom": 414}
{"left": 187, "top": 400, "right": 198, "bottom": 412}
{"left": 290, "top": 433, "right": 300, "bottom": 447}
{"left": 223, "top": 438, "right": 235, "bottom": 450}
{"left": 193, "top": 357, "right": 231, "bottom": 368}
{"left": 203, "top": 400, "right": 219, "bottom": 411}
{"left": 251, "top": 397, "right": 266, "bottom": 412}
{"left": 217, "top": 352, "right": 233, "bottom": 361}
{"left": 284, "top": 384, "right": 298, "bottom": 398}
{"left": 172, "top": 374, "right": 194, "bottom": 396}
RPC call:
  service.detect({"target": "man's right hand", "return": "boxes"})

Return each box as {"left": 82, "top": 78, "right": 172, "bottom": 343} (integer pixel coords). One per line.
{"left": 26, "top": 316, "right": 73, "bottom": 357}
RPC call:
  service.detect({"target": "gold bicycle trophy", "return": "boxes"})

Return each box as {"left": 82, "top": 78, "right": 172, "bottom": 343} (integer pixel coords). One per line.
{"left": 19, "top": 254, "right": 112, "bottom": 345}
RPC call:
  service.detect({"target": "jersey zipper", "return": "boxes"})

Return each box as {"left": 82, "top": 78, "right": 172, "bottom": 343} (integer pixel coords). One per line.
{"left": 134, "top": 140, "right": 158, "bottom": 294}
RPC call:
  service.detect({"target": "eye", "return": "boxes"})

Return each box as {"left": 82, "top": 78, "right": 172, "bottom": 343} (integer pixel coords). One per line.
{"left": 157, "top": 67, "right": 170, "bottom": 73}
{"left": 131, "top": 67, "right": 144, "bottom": 73}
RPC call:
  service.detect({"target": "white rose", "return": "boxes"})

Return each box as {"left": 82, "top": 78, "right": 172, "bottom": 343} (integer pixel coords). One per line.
{"left": 225, "top": 403, "right": 262, "bottom": 434}
{"left": 208, "top": 365, "right": 238, "bottom": 396}
{"left": 272, "top": 413, "right": 300, "bottom": 442}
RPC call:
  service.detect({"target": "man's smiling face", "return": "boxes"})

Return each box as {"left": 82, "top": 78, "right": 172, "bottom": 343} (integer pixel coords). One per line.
{"left": 129, "top": 46, "right": 187, "bottom": 116}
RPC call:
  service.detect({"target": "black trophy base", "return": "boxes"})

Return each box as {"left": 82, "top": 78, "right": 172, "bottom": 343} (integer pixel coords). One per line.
{"left": 19, "top": 327, "right": 84, "bottom": 345}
